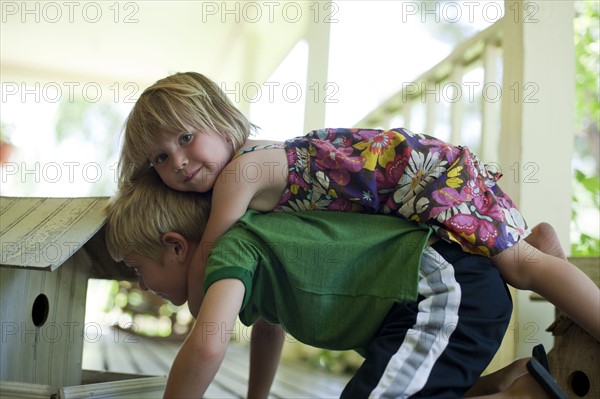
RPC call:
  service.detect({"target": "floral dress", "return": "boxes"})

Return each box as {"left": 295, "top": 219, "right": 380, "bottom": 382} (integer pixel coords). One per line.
{"left": 276, "top": 127, "right": 528, "bottom": 257}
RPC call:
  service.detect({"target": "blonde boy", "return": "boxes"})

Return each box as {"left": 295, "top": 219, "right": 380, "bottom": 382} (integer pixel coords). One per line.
{"left": 105, "top": 172, "right": 565, "bottom": 398}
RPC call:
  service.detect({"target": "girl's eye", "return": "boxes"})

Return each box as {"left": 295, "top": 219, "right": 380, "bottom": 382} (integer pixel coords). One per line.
{"left": 180, "top": 133, "right": 193, "bottom": 144}
{"left": 153, "top": 154, "right": 168, "bottom": 165}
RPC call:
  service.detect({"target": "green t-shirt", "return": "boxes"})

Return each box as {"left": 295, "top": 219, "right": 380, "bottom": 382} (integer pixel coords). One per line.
{"left": 204, "top": 211, "right": 431, "bottom": 354}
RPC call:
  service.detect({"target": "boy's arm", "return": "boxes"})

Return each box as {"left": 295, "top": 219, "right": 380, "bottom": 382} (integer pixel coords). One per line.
{"left": 247, "top": 318, "right": 286, "bottom": 399}
{"left": 164, "top": 278, "right": 245, "bottom": 398}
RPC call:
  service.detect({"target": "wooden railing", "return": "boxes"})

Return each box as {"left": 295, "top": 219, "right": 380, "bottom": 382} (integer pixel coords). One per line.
{"left": 354, "top": 19, "right": 505, "bottom": 164}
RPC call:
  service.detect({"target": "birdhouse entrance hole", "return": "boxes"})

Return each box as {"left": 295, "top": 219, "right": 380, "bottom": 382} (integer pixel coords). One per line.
{"left": 32, "top": 294, "right": 49, "bottom": 327}
{"left": 569, "top": 370, "right": 590, "bottom": 397}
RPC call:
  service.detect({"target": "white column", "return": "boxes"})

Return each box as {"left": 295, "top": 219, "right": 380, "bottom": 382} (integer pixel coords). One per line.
{"left": 500, "top": 0, "right": 575, "bottom": 358}
{"left": 303, "top": 19, "right": 331, "bottom": 132}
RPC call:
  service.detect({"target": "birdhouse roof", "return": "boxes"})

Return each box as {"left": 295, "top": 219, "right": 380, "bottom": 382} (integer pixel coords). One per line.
{"left": 1, "top": 196, "right": 111, "bottom": 271}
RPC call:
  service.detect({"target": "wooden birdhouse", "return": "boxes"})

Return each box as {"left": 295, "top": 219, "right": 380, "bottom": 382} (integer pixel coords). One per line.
{"left": 547, "top": 258, "right": 600, "bottom": 399}
{"left": 0, "top": 196, "right": 166, "bottom": 398}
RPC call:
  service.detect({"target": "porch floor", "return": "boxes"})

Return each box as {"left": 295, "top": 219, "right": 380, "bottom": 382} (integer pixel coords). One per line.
{"left": 82, "top": 328, "right": 350, "bottom": 398}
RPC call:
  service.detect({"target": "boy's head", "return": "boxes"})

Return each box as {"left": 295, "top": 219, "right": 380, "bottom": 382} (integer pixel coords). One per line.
{"left": 119, "top": 72, "right": 256, "bottom": 184}
{"left": 104, "top": 172, "right": 211, "bottom": 304}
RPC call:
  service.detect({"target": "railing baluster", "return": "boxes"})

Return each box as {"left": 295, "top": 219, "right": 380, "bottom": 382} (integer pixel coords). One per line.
{"left": 481, "top": 41, "right": 501, "bottom": 163}
{"left": 425, "top": 80, "right": 437, "bottom": 136}
{"left": 402, "top": 102, "right": 412, "bottom": 131}
{"left": 449, "top": 64, "right": 464, "bottom": 145}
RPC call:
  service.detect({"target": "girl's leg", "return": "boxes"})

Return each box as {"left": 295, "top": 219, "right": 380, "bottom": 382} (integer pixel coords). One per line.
{"left": 492, "top": 235, "right": 600, "bottom": 342}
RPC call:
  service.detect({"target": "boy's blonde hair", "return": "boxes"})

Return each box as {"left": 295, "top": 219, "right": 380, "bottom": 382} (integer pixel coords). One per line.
{"left": 105, "top": 172, "right": 211, "bottom": 262}
{"left": 119, "top": 71, "right": 257, "bottom": 184}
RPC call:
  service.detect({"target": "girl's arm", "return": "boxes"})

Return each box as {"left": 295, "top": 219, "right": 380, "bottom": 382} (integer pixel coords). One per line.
{"left": 247, "top": 318, "right": 286, "bottom": 399}
{"left": 163, "top": 278, "right": 245, "bottom": 398}
{"left": 186, "top": 160, "right": 262, "bottom": 317}
{"left": 186, "top": 150, "right": 287, "bottom": 317}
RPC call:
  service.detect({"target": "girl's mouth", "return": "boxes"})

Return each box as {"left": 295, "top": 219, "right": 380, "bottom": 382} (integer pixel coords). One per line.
{"left": 184, "top": 169, "right": 199, "bottom": 182}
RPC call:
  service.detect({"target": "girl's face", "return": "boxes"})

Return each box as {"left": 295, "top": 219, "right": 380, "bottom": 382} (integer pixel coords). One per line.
{"left": 149, "top": 130, "right": 233, "bottom": 193}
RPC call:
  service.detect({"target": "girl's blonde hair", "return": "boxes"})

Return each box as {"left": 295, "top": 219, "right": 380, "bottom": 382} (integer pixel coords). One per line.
{"left": 105, "top": 172, "right": 211, "bottom": 262}
{"left": 119, "top": 72, "right": 257, "bottom": 185}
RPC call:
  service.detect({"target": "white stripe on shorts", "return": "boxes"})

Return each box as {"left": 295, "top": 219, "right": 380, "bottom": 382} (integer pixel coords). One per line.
{"left": 369, "top": 246, "right": 462, "bottom": 398}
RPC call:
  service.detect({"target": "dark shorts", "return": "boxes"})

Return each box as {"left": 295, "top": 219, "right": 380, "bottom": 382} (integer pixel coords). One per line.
{"left": 341, "top": 240, "right": 513, "bottom": 398}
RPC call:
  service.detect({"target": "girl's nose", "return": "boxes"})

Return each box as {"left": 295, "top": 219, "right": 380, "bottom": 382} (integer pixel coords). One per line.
{"left": 173, "top": 154, "right": 188, "bottom": 171}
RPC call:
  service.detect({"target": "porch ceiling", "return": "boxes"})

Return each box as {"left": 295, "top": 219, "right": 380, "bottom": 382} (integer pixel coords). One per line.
{"left": 0, "top": 1, "right": 309, "bottom": 88}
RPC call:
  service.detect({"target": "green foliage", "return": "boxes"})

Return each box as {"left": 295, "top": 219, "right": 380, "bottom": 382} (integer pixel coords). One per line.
{"left": 106, "top": 280, "right": 193, "bottom": 339}
{"left": 574, "top": 169, "right": 600, "bottom": 206}
{"left": 571, "top": 0, "right": 600, "bottom": 257}
{"left": 574, "top": 0, "right": 600, "bottom": 126}
{"left": 571, "top": 232, "right": 600, "bottom": 256}
{"left": 571, "top": 169, "right": 600, "bottom": 256}
{"left": 309, "top": 349, "right": 362, "bottom": 375}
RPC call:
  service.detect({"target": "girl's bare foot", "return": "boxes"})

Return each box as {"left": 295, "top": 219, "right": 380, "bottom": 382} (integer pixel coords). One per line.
{"left": 503, "top": 373, "right": 552, "bottom": 398}
{"left": 464, "top": 358, "right": 530, "bottom": 396}
{"left": 524, "top": 222, "right": 568, "bottom": 261}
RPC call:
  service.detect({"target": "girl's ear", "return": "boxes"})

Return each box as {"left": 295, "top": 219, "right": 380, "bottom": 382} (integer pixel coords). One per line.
{"left": 161, "top": 232, "right": 188, "bottom": 261}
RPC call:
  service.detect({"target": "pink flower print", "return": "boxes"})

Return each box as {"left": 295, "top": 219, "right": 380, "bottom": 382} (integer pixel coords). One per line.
{"left": 328, "top": 198, "right": 356, "bottom": 211}
{"left": 377, "top": 149, "right": 410, "bottom": 210}
{"left": 472, "top": 192, "right": 504, "bottom": 221}
{"left": 446, "top": 213, "right": 499, "bottom": 246}
{"left": 288, "top": 172, "right": 308, "bottom": 192}
{"left": 353, "top": 129, "right": 381, "bottom": 141}
{"left": 314, "top": 141, "right": 365, "bottom": 186}
{"left": 429, "top": 186, "right": 470, "bottom": 218}
{"left": 286, "top": 146, "right": 298, "bottom": 165}
{"left": 419, "top": 137, "right": 461, "bottom": 165}
{"left": 375, "top": 148, "right": 411, "bottom": 190}
{"left": 461, "top": 148, "right": 479, "bottom": 178}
